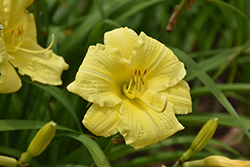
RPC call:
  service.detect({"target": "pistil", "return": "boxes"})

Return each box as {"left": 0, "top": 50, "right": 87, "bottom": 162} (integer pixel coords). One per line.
{"left": 7, "top": 25, "right": 55, "bottom": 53}
{"left": 123, "top": 69, "right": 167, "bottom": 112}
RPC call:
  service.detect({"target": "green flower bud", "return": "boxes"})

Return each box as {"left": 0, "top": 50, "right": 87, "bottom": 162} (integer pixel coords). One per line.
{"left": 18, "top": 121, "right": 56, "bottom": 164}
{"left": 0, "top": 155, "right": 17, "bottom": 167}
{"left": 181, "top": 117, "right": 218, "bottom": 161}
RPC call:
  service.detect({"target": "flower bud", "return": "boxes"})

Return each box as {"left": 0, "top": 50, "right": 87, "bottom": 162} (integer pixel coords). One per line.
{"left": 0, "top": 155, "right": 17, "bottom": 167}
{"left": 182, "top": 155, "right": 250, "bottom": 167}
{"left": 18, "top": 121, "right": 56, "bottom": 164}
{"left": 181, "top": 117, "right": 218, "bottom": 161}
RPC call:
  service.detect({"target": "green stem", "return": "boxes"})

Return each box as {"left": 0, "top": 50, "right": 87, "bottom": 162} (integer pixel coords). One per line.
{"left": 104, "top": 134, "right": 123, "bottom": 156}
{"left": 166, "top": 0, "right": 188, "bottom": 32}
{"left": 104, "top": 140, "right": 115, "bottom": 156}
{"left": 172, "top": 160, "right": 180, "bottom": 167}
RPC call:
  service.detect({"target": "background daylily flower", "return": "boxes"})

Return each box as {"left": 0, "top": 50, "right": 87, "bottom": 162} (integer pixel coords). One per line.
{"left": 67, "top": 27, "right": 192, "bottom": 149}
{"left": 182, "top": 155, "right": 250, "bottom": 167}
{"left": 0, "top": 0, "right": 69, "bottom": 94}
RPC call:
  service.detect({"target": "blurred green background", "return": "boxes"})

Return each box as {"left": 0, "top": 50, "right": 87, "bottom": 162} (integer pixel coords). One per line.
{"left": 1, "top": 0, "right": 250, "bottom": 166}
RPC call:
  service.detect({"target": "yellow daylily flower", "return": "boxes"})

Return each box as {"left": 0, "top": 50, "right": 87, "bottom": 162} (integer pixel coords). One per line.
{"left": 0, "top": 0, "right": 69, "bottom": 94}
{"left": 67, "top": 27, "right": 192, "bottom": 149}
{"left": 182, "top": 155, "right": 250, "bottom": 167}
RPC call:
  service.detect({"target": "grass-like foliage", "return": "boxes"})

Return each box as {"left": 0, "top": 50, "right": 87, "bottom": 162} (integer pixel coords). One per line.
{"left": 1, "top": 0, "right": 250, "bottom": 166}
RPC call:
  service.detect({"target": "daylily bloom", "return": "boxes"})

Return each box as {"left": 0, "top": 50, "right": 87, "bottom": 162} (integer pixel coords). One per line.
{"left": 0, "top": 0, "right": 69, "bottom": 93}
{"left": 182, "top": 155, "right": 250, "bottom": 167}
{"left": 67, "top": 27, "right": 192, "bottom": 149}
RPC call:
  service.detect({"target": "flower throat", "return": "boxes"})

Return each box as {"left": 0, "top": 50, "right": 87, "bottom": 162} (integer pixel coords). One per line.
{"left": 4, "top": 24, "right": 54, "bottom": 53}
{"left": 122, "top": 69, "right": 167, "bottom": 112}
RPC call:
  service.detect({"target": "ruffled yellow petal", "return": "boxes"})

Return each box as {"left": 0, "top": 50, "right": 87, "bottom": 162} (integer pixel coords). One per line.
{"left": 127, "top": 32, "right": 186, "bottom": 92}
{"left": 1, "top": 0, "right": 31, "bottom": 28}
{"left": 0, "top": 33, "right": 13, "bottom": 64}
{"left": 2, "top": 2, "right": 35, "bottom": 45}
{"left": 160, "top": 80, "right": 192, "bottom": 115}
{"left": 9, "top": 38, "right": 69, "bottom": 85}
{"left": 0, "top": 62, "right": 22, "bottom": 93}
{"left": 104, "top": 27, "right": 138, "bottom": 59}
{"left": 119, "top": 99, "right": 184, "bottom": 149}
{"left": 83, "top": 104, "right": 119, "bottom": 137}
{"left": 67, "top": 44, "right": 127, "bottom": 107}
{"left": 22, "top": 12, "right": 36, "bottom": 41}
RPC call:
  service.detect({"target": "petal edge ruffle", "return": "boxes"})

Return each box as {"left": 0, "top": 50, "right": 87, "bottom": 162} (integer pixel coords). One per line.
{"left": 160, "top": 80, "right": 192, "bottom": 115}
{"left": 104, "top": 27, "right": 138, "bottom": 60}
{"left": 9, "top": 38, "right": 69, "bottom": 86}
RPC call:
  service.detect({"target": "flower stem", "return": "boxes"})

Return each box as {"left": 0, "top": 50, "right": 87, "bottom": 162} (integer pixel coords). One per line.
{"left": 104, "top": 134, "right": 124, "bottom": 156}
{"left": 172, "top": 159, "right": 182, "bottom": 167}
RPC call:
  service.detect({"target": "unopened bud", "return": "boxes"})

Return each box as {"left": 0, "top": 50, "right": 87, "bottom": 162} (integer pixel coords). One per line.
{"left": 0, "top": 155, "right": 17, "bottom": 167}
{"left": 181, "top": 117, "right": 218, "bottom": 161}
{"left": 182, "top": 155, "right": 250, "bottom": 167}
{"left": 18, "top": 121, "right": 56, "bottom": 164}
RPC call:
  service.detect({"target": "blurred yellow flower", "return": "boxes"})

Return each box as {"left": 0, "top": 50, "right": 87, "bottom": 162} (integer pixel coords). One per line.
{"left": 0, "top": 0, "right": 69, "bottom": 94}
{"left": 67, "top": 27, "right": 192, "bottom": 149}
{"left": 183, "top": 155, "right": 250, "bottom": 167}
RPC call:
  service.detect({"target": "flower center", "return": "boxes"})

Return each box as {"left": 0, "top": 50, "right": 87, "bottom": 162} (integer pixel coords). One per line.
{"left": 122, "top": 69, "right": 147, "bottom": 99}
{"left": 123, "top": 69, "right": 167, "bottom": 112}
{"left": 6, "top": 25, "right": 54, "bottom": 53}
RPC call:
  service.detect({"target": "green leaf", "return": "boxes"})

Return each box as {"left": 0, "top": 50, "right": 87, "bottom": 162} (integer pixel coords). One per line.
{"left": 66, "top": 133, "right": 111, "bottom": 167}
{"left": 212, "top": 0, "right": 250, "bottom": 21}
{"left": 0, "top": 120, "right": 78, "bottom": 133}
{"left": 178, "top": 113, "right": 250, "bottom": 130}
{"left": 21, "top": 77, "right": 82, "bottom": 132}
{"left": 191, "top": 83, "right": 250, "bottom": 96}
{"left": 171, "top": 47, "right": 250, "bottom": 140}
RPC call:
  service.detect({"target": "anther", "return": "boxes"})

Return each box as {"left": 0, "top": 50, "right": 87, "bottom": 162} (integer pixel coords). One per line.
{"left": 140, "top": 76, "right": 144, "bottom": 85}
{"left": 20, "top": 25, "right": 23, "bottom": 32}
{"left": 131, "top": 74, "right": 136, "bottom": 85}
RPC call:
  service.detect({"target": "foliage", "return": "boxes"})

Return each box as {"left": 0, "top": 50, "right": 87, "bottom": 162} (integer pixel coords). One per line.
{"left": 1, "top": 0, "right": 250, "bottom": 166}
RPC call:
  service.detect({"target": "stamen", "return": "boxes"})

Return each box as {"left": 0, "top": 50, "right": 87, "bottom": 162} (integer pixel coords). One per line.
{"left": 123, "top": 68, "right": 166, "bottom": 112}
{"left": 16, "top": 34, "right": 55, "bottom": 53}
{"left": 10, "top": 30, "right": 14, "bottom": 46}
{"left": 20, "top": 25, "right": 23, "bottom": 32}
{"left": 136, "top": 70, "right": 142, "bottom": 95}
{"left": 140, "top": 75, "right": 144, "bottom": 85}
{"left": 123, "top": 69, "right": 147, "bottom": 100}
{"left": 131, "top": 74, "right": 136, "bottom": 86}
